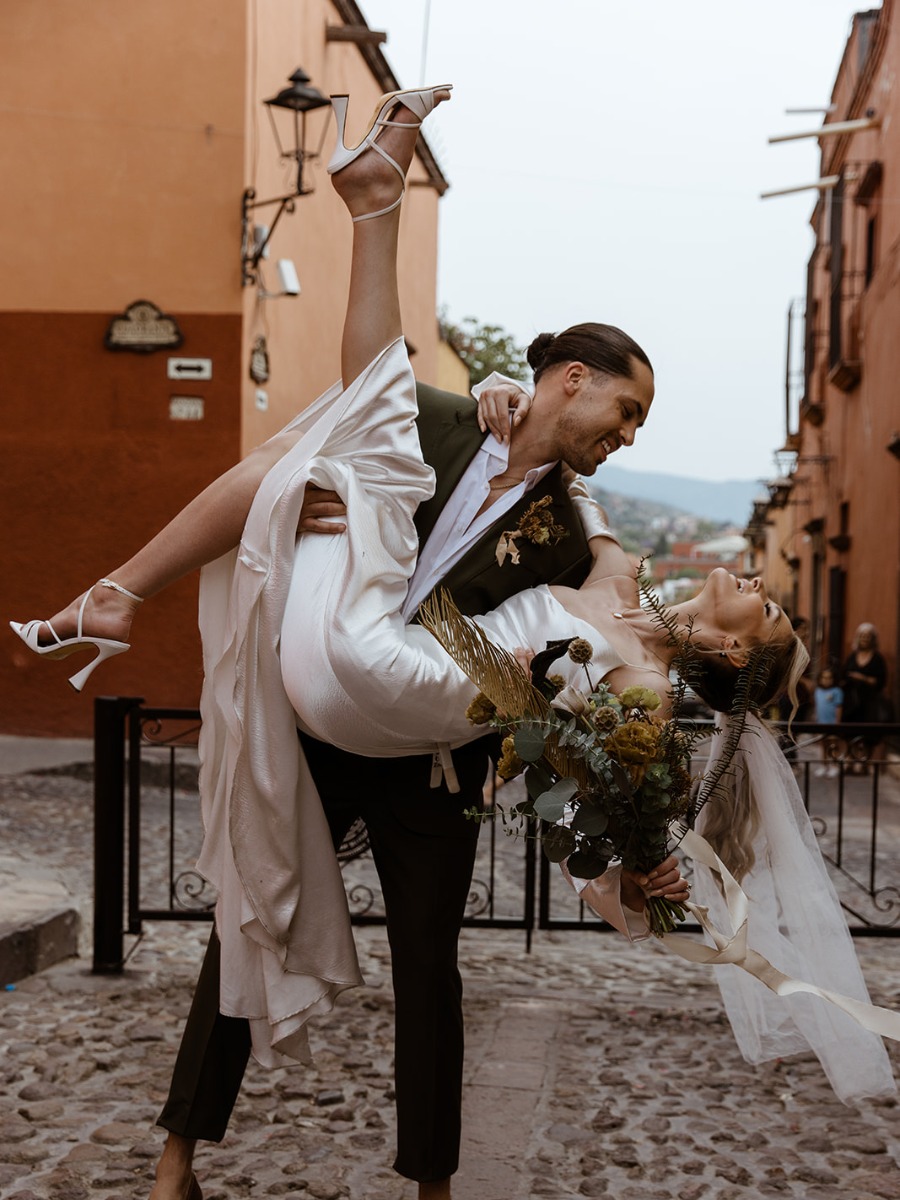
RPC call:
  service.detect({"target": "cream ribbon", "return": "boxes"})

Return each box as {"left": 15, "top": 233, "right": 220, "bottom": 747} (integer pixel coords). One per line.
{"left": 429, "top": 742, "right": 460, "bottom": 793}
{"left": 662, "top": 828, "right": 900, "bottom": 1042}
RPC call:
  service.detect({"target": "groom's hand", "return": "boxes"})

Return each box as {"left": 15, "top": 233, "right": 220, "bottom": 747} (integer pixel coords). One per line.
{"left": 298, "top": 485, "right": 347, "bottom": 534}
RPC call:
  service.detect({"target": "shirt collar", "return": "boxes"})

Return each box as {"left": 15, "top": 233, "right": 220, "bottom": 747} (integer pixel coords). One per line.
{"left": 478, "top": 433, "right": 556, "bottom": 484}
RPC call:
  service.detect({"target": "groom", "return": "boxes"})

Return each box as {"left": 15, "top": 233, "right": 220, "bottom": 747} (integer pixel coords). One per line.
{"left": 152, "top": 339, "right": 656, "bottom": 1200}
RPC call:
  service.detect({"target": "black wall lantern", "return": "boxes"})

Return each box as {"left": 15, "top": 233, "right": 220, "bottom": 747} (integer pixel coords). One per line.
{"left": 241, "top": 68, "right": 331, "bottom": 287}
{"left": 766, "top": 476, "right": 794, "bottom": 509}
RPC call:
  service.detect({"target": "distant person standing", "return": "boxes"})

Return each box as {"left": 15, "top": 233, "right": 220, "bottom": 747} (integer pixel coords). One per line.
{"left": 843, "top": 624, "right": 889, "bottom": 721}
{"left": 843, "top": 623, "right": 892, "bottom": 769}
{"left": 813, "top": 666, "right": 843, "bottom": 778}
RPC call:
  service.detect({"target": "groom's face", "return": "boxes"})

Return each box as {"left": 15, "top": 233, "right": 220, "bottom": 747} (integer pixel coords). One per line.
{"left": 552, "top": 358, "right": 655, "bottom": 476}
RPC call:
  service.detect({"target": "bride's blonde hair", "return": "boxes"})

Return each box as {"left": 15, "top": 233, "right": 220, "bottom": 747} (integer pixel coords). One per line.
{"left": 688, "top": 633, "right": 808, "bottom": 719}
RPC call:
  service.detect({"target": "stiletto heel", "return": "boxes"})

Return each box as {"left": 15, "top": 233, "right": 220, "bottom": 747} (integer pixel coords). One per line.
{"left": 10, "top": 578, "right": 142, "bottom": 692}
{"left": 65, "top": 640, "right": 129, "bottom": 692}
{"left": 327, "top": 85, "right": 452, "bottom": 222}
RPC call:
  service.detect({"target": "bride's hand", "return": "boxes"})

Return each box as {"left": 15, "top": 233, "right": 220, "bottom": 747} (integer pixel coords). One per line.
{"left": 476, "top": 383, "right": 533, "bottom": 444}
{"left": 512, "top": 645, "right": 535, "bottom": 675}
{"left": 299, "top": 485, "right": 347, "bottom": 534}
{"left": 620, "top": 854, "right": 689, "bottom": 913}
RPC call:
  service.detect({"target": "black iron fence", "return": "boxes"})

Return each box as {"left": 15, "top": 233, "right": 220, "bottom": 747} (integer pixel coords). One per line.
{"left": 92, "top": 698, "right": 900, "bottom": 974}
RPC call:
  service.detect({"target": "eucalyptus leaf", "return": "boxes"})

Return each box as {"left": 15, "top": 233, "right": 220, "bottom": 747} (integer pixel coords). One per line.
{"left": 525, "top": 762, "right": 555, "bottom": 800}
{"left": 534, "top": 794, "right": 567, "bottom": 823}
{"left": 608, "top": 760, "right": 635, "bottom": 798}
{"left": 572, "top": 802, "right": 608, "bottom": 836}
{"left": 542, "top": 778, "right": 579, "bottom": 805}
{"left": 514, "top": 724, "right": 547, "bottom": 763}
{"left": 541, "top": 824, "right": 577, "bottom": 863}
{"left": 566, "top": 845, "right": 613, "bottom": 879}
{"left": 647, "top": 763, "right": 672, "bottom": 786}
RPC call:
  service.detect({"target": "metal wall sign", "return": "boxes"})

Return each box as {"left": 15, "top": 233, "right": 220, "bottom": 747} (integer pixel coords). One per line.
{"left": 168, "top": 357, "right": 212, "bottom": 380}
{"left": 104, "top": 300, "right": 183, "bottom": 353}
{"left": 250, "top": 335, "right": 270, "bottom": 383}
{"left": 169, "top": 396, "right": 204, "bottom": 421}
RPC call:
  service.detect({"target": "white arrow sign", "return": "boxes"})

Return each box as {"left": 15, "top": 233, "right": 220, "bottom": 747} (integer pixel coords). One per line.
{"left": 167, "top": 357, "right": 212, "bottom": 380}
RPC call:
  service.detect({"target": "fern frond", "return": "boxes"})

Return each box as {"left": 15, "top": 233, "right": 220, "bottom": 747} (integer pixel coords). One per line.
{"left": 691, "top": 642, "right": 778, "bottom": 817}
{"left": 637, "top": 568, "right": 704, "bottom": 691}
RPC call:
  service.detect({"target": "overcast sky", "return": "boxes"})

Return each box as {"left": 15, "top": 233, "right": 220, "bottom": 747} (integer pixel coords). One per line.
{"left": 359, "top": 0, "right": 874, "bottom": 483}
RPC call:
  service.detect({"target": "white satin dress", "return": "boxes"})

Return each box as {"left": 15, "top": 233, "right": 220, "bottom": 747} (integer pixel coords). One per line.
{"left": 194, "top": 339, "right": 625, "bottom": 1066}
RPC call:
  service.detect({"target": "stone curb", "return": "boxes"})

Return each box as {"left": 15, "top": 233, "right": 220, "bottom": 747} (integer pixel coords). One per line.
{"left": 0, "top": 907, "right": 80, "bottom": 986}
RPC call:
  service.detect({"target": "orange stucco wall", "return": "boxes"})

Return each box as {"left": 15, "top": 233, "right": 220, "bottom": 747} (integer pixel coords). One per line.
{"left": 1, "top": 0, "right": 447, "bottom": 736}
{"left": 0, "top": 0, "right": 247, "bottom": 315}
{"left": 1, "top": 2, "right": 249, "bottom": 734}
{"left": 2, "top": 312, "right": 242, "bottom": 733}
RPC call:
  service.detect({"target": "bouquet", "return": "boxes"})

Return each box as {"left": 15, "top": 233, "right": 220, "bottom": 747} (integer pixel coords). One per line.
{"left": 420, "top": 590, "right": 707, "bottom": 937}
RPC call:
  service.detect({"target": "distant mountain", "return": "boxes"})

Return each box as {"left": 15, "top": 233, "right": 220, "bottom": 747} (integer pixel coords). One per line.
{"left": 589, "top": 465, "right": 761, "bottom": 525}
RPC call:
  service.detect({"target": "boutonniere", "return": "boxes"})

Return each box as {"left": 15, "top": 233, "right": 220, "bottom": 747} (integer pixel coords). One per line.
{"left": 495, "top": 495, "right": 570, "bottom": 566}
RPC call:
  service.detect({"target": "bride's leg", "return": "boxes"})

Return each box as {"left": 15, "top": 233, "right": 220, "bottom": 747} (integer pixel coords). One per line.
{"left": 332, "top": 89, "right": 451, "bottom": 387}
{"left": 30, "top": 427, "right": 305, "bottom": 646}
{"left": 336, "top": 99, "right": 458, "bottom": 1200}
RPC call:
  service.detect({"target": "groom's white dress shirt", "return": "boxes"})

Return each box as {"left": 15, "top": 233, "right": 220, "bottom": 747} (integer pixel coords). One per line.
{"left": 405, "top": 372, "right": 554, "bottom": 619}
{"left": 401, "top": 421, "right": 553, "bottom": 620}
{"left": 401, "top": 372, "right": 614, "bottom": 623}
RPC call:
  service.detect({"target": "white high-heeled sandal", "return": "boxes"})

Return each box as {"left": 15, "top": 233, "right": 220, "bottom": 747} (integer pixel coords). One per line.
{"left": 10, "top": 578, "right": 143, "bottom": 692}
{"left": 327, "top": 85, "right": 452, "bottom": 222}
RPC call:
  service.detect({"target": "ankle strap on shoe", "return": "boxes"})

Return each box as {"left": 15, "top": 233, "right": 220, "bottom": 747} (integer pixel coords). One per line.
{"left": 98, "top": 578, "right": 144, "bottom": 603}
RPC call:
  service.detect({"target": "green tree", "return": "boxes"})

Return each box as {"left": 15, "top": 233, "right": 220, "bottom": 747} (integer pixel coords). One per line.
{"left": 441, "top": 313, "right": 530, "bottom": 388}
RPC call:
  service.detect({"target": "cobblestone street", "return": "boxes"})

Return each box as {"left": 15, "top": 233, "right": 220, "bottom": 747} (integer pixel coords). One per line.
{"left": 2, "top": 760, "right": 900, "bottom": 1199}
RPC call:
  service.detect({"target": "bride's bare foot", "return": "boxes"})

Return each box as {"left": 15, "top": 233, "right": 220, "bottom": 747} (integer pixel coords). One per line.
{"left": 331, "top": 89, "right": 451, "bottom": 219}
{"left": 36, "top": 579, "right": 141, "bottom": 647}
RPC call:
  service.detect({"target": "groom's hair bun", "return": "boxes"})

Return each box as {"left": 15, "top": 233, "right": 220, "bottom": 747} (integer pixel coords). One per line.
{"left": 526, "top": 332, "right": 556, "bottom": 376}
{"left": 526, "top": 323, "right": 653, "bottom": 385}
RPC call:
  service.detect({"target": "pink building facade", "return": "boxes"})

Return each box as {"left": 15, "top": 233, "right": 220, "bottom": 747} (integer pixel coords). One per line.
{"left": 748, "top": 2, "right": 900, "bottom": 707}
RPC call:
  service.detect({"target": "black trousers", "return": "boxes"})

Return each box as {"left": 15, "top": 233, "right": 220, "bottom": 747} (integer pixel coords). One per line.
{"left": 157, "top": 734, "right": 490, "bottom": 1183}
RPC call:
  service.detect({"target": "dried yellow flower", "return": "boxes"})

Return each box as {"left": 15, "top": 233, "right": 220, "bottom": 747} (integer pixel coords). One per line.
{"left": 604, "top": 721, "right": 662, "bottom": 766}
{"left": 517, "top": 495, "right": 568, "bottom": 546}
{"left": 495, "top": 496, "right": 570, "bottom": 566}
{"left": 618, "top": 685, "right": 662, "bottom": 711}
{"left": 497, "top": 734, "right": 525, "bottom": 780}
{"left": 465, "top": 692, "right": 497, "bottom": 725}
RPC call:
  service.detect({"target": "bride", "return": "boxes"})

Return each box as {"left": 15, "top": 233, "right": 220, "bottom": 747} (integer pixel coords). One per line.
{"left": 12, "top": 81, "right": 895, "bottom": 1195}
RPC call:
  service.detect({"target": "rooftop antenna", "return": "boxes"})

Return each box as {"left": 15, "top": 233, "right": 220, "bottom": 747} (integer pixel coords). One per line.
{"left": 419, "top": 0, "right": 433, "bottom": 85}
